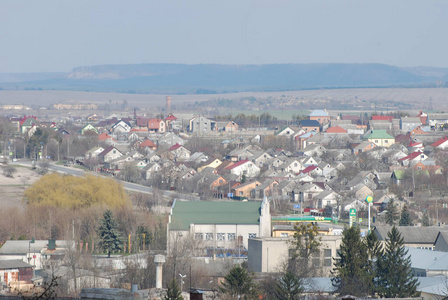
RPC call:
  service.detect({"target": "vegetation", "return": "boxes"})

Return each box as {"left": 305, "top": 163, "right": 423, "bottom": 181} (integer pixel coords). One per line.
{"left": 376, "top": 226, "right": 419, "bottom": 297}
{"left": 24, "top": 173, "right": 129, "bottom": 208}
{"left": 97, "top": 210, "right": 123, "bottom": 258}
{"left": 220, "top": 265, "right": 258, "bottom": 300}
{"left": 399, "top": 205, "right": 413, "bottom": 226}
{"left": 331, "top": 226, "right": 372, "bottom": 296}
{"left": 164, "top": 279, "right": 183, "bottom": 300}
{"left": 273, "top": 271, "right": 303, "bottom": 300}
{"left": 385, "top": 199, "right": 399, "bottom": 225}
{"left": 2, "top": 165, "right": 17, "bottom": 178}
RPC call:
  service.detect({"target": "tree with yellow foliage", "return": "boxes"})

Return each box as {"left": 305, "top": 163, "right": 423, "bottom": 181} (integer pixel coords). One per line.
{"left": 24, "top": 173, "right": 129, "bottom": 209}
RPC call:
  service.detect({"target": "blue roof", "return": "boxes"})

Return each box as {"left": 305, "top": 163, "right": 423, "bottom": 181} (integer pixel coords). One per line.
{"left": 308, "top": 110, "right": 329, "bottom": 117}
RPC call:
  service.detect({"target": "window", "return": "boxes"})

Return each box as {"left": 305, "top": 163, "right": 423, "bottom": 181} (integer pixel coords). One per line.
{"left": 239, "top": 191, "right": 243, "bottom": 196}
{"left": 195, "top": 233, "right": 203, "bottom": 240}
{"left": 324, "top": 258, "right": 332, "bottom": 267}
{"left": 205, "top": 233, "right": 214, "bottom": 240}
{"left": 228, "top": 233, "right": 236, "bottom": 241}
{"left": 294, "top": 163, "right": 298, "bottom": 167}
{"left": 308, "top": 193, "right": 312, "bottom": 199}
{"left": 375, "top": 140, "right": 378, "bottom": 143}
{"left": 248, "top": 233, "right": 257, "bottom": 239}
{"left": 385, "top": 140, "right": 388, "bottom": 143}
{"left": 324, "top": 249, "right": 332, "bottom": 258}
{"left": 280, "top": 233, "right": 289, "bottom": 237}
{"left": 217, "top": 233, "right": 225, "bottom": 241}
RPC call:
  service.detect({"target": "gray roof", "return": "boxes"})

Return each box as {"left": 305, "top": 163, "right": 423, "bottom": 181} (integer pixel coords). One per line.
{"left": 0, "top": 259, "right": 32, "bottom": 269}
{"left": 0, "top": 240, "right": 68, "bottom": 255}
{"left": 374, "top": 226, "right": 443, "bottom": 244}
{"left": 407, "top": 247, "right": 448, "bottom": 271}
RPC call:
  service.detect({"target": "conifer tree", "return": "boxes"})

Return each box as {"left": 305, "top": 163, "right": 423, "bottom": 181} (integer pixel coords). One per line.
{"left": 399, "top": 205, "right": 413, "bottom": 226}
{"left": 376, "top": 226, "right": 419, "bottom": 298}
{"left": 220, "top": 265, "right": 258, "bottom": 299}
{"left": 97, "top": 210, "right": 122, "bottom": 257}
{"left": 164, "top": 279, "right": 183, "bottom": 300}
{"left": 385, "top": 199, "right": 399, "bottom": 225}
{"left": 273, "top": 271, "right": 303, "bottom": 300}
{"left": 331, "top": 226, "right": 373, "bottom": 297}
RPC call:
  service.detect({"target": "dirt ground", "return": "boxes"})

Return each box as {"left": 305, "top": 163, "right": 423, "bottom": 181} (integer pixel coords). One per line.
{"left": 0, "top": 166, "right": 41, "bottom": 210}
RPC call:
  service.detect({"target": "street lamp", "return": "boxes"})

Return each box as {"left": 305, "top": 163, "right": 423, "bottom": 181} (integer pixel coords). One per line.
{"left": 179, "top": 273, "right": 186, "bottom": 292}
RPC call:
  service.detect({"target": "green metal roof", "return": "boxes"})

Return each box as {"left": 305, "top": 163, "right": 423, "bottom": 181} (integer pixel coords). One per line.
{"left": 169, "top": 201, "right": 262, "bottom": 231}
{"left": 363, "top": 130, "right": 394, "bottom": 140}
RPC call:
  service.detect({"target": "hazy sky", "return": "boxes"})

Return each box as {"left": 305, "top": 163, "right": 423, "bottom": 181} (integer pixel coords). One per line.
{"left": 1, "top": 0, "right": 448, "bottom": 73}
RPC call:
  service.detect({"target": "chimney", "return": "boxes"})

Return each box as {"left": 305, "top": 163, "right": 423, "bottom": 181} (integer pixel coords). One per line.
{"left": 154, "top": 255, "right": 166, "bottom": 289}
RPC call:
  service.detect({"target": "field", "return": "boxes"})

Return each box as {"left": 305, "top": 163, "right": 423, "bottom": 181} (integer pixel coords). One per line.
{"left": 0, "top": 166, "right": 41, "bottom": 209}
{"left": 0, "top": 87, "right": 447, "bottom": 110}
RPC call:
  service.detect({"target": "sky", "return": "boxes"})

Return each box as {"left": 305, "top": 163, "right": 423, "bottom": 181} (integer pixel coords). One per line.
{"left": 1, "top": 0, "right": 448, "bottom": 73}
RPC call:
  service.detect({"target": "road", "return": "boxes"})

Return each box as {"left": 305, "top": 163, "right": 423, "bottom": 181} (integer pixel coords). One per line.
{"left": 16, "top": 160, "right": 200, "bottom": 201}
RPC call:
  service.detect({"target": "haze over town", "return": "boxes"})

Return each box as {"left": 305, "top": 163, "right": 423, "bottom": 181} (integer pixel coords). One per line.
{"left": 1, "top": 1, "right": 448, "bottom": 300}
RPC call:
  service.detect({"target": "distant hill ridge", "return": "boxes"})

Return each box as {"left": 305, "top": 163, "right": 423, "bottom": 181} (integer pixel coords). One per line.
{"left": 1, "top": 63, "right": 447, "bottom": 94}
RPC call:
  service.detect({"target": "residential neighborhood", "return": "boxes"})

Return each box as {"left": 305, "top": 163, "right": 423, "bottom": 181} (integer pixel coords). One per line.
{"left": 2, "top": 105, "right": 448, "bottom": 299}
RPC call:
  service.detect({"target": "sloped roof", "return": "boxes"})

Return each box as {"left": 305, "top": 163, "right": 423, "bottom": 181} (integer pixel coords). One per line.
{"left": 0, "top": 259, "right": 33, "bottom": 269}
{"left": 363, "top": 129, "right": 394, "bottom": 140}
{"left": 372, "top": 115, "right": 394, "bottom": 122}
{"left": 300, "top": 120, "right": 320, "bottom": 127}
{"left": 431, "top": 136, "right": 448, "bottom": 148}
{"left": 308, "top": 110, "right": 329, "bottom": 117}
{"left": 225, "top": 159, "right": 250, "bottom": 170}
{"left": 169, "top": 200, "right": 262, "bottom": 230}
{"left": 374, "top": 225, "right": 441, "bottom": 244}
{"left": 326, "top": 126, "right": 347, "bottom": 133}
{"left": 140, "top": 139, "right": 157, "bottom": 148}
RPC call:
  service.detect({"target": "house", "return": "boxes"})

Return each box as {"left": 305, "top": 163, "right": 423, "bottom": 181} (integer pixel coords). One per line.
{"left": 428, "top": 113, "right": 448, "bottom": 129}
{"left": 308, "top": 109, "right": 330, "bottom": 124}
{"left": 111, "top": 120, "right": 132, "bottom": 134}
{"left": 400, "top": 117, "right": 423, "bottom": 132}
{"left": 275, "top": 126, "right": 300, "bottom": 137}
{"left": 98, "top": 132, "right": 116, "bottom": 145}
{"left": 325, "top": 126, "right": 347, "bottom": 134}
{"left": 79, "top": 123, "right": 98, "bottom": 135}
{"left": 142, "top": 162, "right": 161, "bottom": 180}
{"left": 147, "top": 118, "right": 166, "bottom": 133}
{"left": 0, "top": 260, "right": 33, "bottom": 290}
{"left": 189, "top": 116, "right": 217, "bottom": 133}
{"left": 292, "top": 182, "right": 326, "bottom": 207}
{"left": 399, "top": 151, "right": 428, "bottom": 166}
{"left": 85, "top": 146, "right": 105, "bottom": 159}
{"left": 300, "top": 120, "right": 320, "bottom": 132}
{"left": 167, "top": 198, "right": 271, "bottom": 255}
{"left": 165, "top": 144, "right": 191, "bottom": 161}
{"left": 251, "top": 180, "right": 279, "bottom": 200}
{"left": 369, "top": 120, "right": 392, "bottom": 130}
{"left": 197, "top": 158, "right": 223, "bottom": 172}
{"left": 139, "top": 138, "right": 157, "bottom": 151}
{"left": 225, "top": 160, "right": 260, "bottom": 178}
{"left": 223, "top": 121, "right": 239, "bottom": 132}
{"left": 374, "top": 225, "right": 443, "bottom": 250}
{"left": 295, "top": 130, "right": 318, "bottom": 150}
{"left": 278, "top": 158, "right": 302, "bottom": 173}
{"left": 248, "top": 235, "right": 343, "bottom": 276}
{"left": 165, "top": 113, "right": 178, "bottom": 131}
{"left": 431, "top": 136, "right": 448, "bottom": 149}
{"left": 353, "top": 141, "right": 377, "bottom": 154}
{"left": 98, "top": 146, "right": 123, "bottom": 162}
{"left": 233, "top": 180, "right": 261, "bottom": 199}
{"left": 315, "top": 190, "right": 340, "bottom": 209}
{"left": 410, "top": 125, "right": 431, "bottom": 135}
{"left": 251, "top": 151, "right": 273, "bottom": 168}
{"left": 362, "top": 129, "right": 395, "bottom": 147}
{"left": 0, "top": 239, "right": 68, "bottom": 269}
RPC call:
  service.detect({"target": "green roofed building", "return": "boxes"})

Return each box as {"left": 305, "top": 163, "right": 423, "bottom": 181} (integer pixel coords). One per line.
{"left": 167, "top": 198, "right": 271, "bottom": 256}
{"left": 362, "top": 129, "right": 395, "bottom": 147}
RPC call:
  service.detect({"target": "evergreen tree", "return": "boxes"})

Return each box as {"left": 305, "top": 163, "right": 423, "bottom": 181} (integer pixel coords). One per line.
{"left": 331, "top": 226, "right": 373, "bottom": 297}
{"left": 376, "top": 226, "right": 420, "bottom": 298}
{"left": 290, "top": 222, "right": 321, "bottom": 276}
{"left": 220, "top": 265, "right": 258, "bottom": 299}
{"left": 385, "top": 199, "right": 399, "bottom": 225}
{"left": 422, "top": 211, "right": 431, "bottom": 226}
{"left": 164, "top": 279, "right": 183, "bottom": 300}
{"left": 273, "top": 271, "right": 303, "bottom": 300}
{"left": 399, "top": 205, "right": 413, "bottom": 226}
{"left": 97, "top": 210, "right": 122, "bottom": 257}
